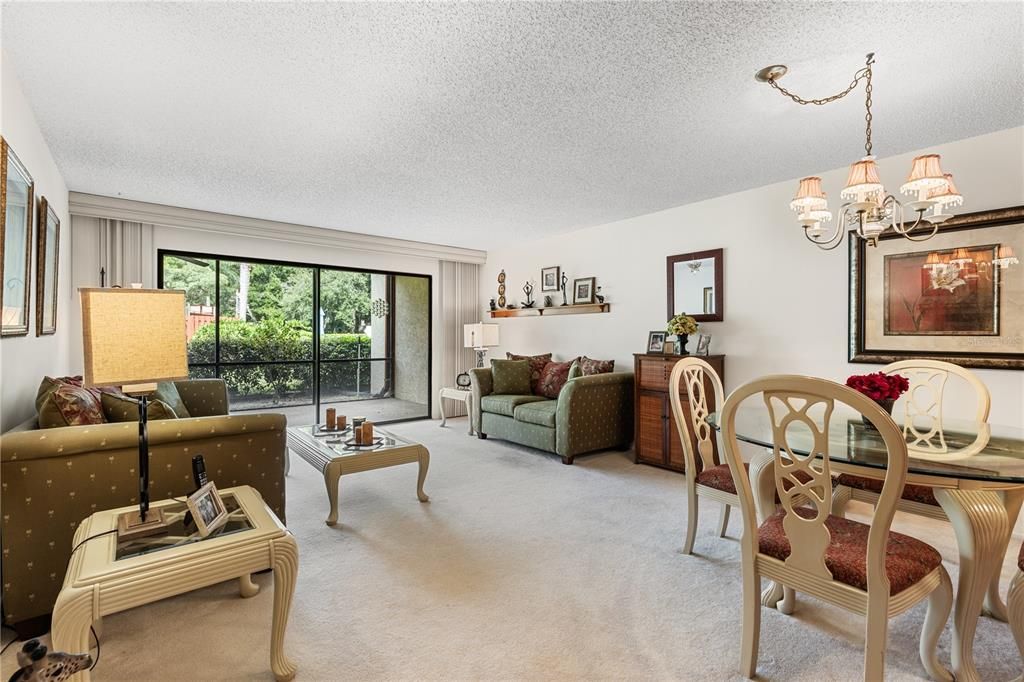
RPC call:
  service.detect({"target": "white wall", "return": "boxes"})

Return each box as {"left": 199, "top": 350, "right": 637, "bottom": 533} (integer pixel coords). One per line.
{"left": 481, "top": 127, "right": 1024, "bottom": 426}
{"left": 0, "top": 52, "right": 71, "bottom": 431}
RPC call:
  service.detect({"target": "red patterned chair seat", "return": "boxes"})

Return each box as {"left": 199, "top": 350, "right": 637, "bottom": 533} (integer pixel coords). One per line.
{"left": 758, "top": 507, "right": 943, "bottom": 594}
{"left": 835, "top": 473, "right": 939, "bottom": 506}
{"left": 696, "top": 464, "right": 813, "bottom": 498}
{"left": 1019, "top": 541, "right": 1024, "bottom": 572}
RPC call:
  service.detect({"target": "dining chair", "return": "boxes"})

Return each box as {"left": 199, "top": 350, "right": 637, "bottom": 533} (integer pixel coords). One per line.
{"left": 720, "top": 374, "right": 953, "bottom": 681}
{"left": 1010, "top": 540, "right": 1024, "bottom": 682}
{"left": 833, "top": 359, "right": 991, "bottom": 522}
{"left": 668, "top": 357, "right": 733, "bottom": 554}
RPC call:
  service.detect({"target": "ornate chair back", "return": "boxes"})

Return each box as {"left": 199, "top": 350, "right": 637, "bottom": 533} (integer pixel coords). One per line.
{"left": 882, "top": 359, "right": 991, "bottom": 459}
{"left": 721, "top": 375, "right": 909, "bottom": 593}
{"left": 668, "top": 357, "right": 725, "bottom": 475}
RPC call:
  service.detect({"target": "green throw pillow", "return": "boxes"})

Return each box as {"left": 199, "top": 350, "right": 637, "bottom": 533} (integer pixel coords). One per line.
{"left": 567, "top": 360, "right": 583, "bottom": 381}
{"left": 101, "top": 392, "right": 178, "bottom": 423}
{"left": 490, "top": 359, "right": 531, "bottom": 395}
{"left": 154, "top": 381, "right": 191, "bottom": 418}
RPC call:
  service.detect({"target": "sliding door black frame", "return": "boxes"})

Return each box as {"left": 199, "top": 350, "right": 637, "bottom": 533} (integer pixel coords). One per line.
{"left": 157, "top": 248, "right": 432, "bottom": 425}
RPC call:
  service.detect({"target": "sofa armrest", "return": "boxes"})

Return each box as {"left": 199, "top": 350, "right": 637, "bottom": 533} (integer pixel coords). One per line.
{"left": 175, "top": 379, "right": 229, "bottom": 417}
{"left": 469, "top": 368, "right": 493, "bottom": 435}
{"left": 556, "top": 372, "right": 634, "bottom": 458}
{"left": 0, "top": 413, "right": 285, "bottom": 463}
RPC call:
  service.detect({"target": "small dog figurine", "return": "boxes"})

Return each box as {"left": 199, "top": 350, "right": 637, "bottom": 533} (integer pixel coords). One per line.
{"left": 9, "top": 640, "right": 92, "bottom": 682}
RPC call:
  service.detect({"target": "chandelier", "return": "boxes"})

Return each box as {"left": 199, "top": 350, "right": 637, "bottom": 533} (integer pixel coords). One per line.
{"left": 757, "top": 54, "right": 964, "bottom": 250}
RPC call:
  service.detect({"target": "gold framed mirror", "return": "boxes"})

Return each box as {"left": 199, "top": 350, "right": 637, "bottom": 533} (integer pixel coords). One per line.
{"left": 1, "top": 137, "right": 35, "bottom": 336}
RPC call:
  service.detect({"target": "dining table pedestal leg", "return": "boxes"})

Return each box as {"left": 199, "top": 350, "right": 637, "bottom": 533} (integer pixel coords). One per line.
{"left": 934, "top": 488, "right": 1010, "bottom": 682}
{"left": 982, "top": 488, "right": 1023, "bottom": 621}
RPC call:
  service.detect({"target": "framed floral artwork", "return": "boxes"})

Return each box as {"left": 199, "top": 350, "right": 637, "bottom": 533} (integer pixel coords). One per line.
{"left": 849, "top": 206, "right": 1023, "bottom": 369}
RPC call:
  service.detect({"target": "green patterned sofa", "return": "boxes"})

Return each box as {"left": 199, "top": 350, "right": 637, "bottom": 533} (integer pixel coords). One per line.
{"left": 0, "top": 378, "right": 287, "bottom": 637}
{"left": 469, "top": 367, "right": 634, "bottom": 464}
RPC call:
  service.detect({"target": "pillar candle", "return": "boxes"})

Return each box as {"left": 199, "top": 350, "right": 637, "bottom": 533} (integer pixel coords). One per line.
{"left": 362, "top": 422, "right": 374, "bottom": 442}
{"left": 325, "top": 408, "right": 336, "bottom": 430}
{"left": 337, "top": 414, "right": 347, "bottom": 430}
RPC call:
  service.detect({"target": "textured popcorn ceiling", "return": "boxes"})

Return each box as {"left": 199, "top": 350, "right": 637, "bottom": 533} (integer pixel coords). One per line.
{"left": 2, "top": 2, "right": 1022, "bottom": 250}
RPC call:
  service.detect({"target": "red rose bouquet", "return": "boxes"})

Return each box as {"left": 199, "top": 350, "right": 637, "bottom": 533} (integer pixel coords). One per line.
{"left": 845, "top": 372, "right": 910, "bottom": 403}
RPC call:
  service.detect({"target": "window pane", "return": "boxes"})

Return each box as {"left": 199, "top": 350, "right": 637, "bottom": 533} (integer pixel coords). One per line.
{"left": 219, "top": 261, "right": 314, "bottom": 362}
{"left": 393, "top": 275, "right": 430, "bottom": 409}
{"left": 320, "top": 360, "right": 387, "bottom": 402}
{"left": 162, "top": 254, "right": 217, "bottom": 363}
{"left": 188, "top": 364, "right": 216, "bottom": 380}
{"left": 222, "top": 363, "right": 313, "bottom": 411}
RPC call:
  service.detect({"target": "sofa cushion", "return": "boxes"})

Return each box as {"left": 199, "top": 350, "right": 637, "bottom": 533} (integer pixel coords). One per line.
{"left": 154, "top": 381, "right": 191, "bottom": 418}
{"left": 481, "top": 394, "right": 548, "bottom": 417}
{"left": 514, "top": 399, "right": 558, "bottom": 428}
{"left": 567, "top": 360, "right": 583, "bottom": 381}
{"left": 491, "top": 359, "right": 532, "bottom": 395}
{"left": 506, "top": 352, "right": 552, "bottom": 395}
{"left": 579, "top": 356, "right": 615, "bottom": 376}
{"left": 39, "top": 383, "right": 106, "bottom": 428}
{"left": 537, "top": 360, "right": 576, "bottom": 399}
{"left": 101, "top": 392, "right": 178, "bottom": 422}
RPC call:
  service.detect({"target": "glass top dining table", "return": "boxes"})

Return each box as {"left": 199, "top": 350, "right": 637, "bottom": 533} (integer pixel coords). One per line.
{"left": 706, "top": 405, "right": 1024, "bottom": 485}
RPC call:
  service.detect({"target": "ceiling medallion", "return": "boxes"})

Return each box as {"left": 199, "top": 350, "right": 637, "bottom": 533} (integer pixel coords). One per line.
{"left": 757, "top": 53, "right": 964, "bottom": 250}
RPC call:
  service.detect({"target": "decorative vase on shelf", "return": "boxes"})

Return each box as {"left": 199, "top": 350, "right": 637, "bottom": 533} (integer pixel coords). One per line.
{"left": 677, "top": 334, "right": 689, "bottom": 355}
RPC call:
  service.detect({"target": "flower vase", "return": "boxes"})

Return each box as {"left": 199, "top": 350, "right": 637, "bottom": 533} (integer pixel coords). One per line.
{"left": 861, "top": 398, "right": 894, "bottom": 428}
{"left": 677, "top": 334, "right": 689, "bottom": 355}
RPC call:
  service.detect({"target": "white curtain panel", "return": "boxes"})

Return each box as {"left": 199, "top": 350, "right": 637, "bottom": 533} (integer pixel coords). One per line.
{"left": 98, "top": 219, "right": 154, "bottom": 288}
{"left": 438, "top": 260, "right": 481, "bottom": 417}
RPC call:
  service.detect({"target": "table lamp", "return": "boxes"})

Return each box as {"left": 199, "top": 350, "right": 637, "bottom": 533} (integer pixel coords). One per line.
{"left": 463, "top": 322, "right": 499, "bottom": 368}
{"left": 80, "top": 288, "right": 189, "bottom": 539}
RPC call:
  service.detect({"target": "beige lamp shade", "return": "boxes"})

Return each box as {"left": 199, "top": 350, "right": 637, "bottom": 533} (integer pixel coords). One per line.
{"left": 80, "top": 288, "right": 189, "bottom": 389}
{"left": 463, "top": 322, "right": 499, "bottom": 349}
{"left": 789, "top": 177, "right": 827, "bottom": 212}
{"left": 926, "top": 172, "right": 963, "bottom": 207}
{"left": 841, "top": 156, "right": 884, "bottom": 200}
{"left": 901, "top": 154, "right": 947, "bottom": 194}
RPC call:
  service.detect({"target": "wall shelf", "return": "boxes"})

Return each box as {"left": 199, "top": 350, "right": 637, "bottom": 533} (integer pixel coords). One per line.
{"left": 489, "top": 303, "right": 610, "bottom": 318}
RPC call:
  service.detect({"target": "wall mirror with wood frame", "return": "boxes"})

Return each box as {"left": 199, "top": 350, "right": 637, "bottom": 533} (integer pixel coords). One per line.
{"left": 1, "top": 138, "right": 35, "bottom": 336}
{"left": 667, "top": 248, "right": 723, "bottom": 322}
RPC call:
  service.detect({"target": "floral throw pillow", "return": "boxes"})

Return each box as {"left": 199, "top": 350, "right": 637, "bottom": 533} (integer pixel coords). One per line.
{"left": 537, "top": 360, "right": 576, "bottom": 399}
{"left": 579, "top": 356, "right": 614, "bottom": 376}
{"left": 39, "top": 383, "right": 106, "bottom": 428}
{"left": 506, "top": 352, "right": 552, "bottom": 396}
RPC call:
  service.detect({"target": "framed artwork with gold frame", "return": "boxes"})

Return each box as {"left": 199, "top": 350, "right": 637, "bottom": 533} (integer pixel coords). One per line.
{"left": 849, "top": 206, "right": 1023, "bottom": 369}
{"left": 35, "top": 196, "right": 60, "bottom": 336}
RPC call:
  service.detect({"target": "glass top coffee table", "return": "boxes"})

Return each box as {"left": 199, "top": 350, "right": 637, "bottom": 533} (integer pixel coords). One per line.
{"left": 287, "top": 424, "right": 430, "bottom": 526}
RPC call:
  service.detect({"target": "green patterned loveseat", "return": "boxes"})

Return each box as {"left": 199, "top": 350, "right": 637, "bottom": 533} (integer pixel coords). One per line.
{"left": 469, "top": 367, "right": 633, "bottom": 464}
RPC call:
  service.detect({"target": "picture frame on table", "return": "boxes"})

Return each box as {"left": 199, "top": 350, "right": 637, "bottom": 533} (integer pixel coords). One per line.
{"left": 849, "top": 206, "right": 1024, "bottom": 370}
{"left": 573, "top": 277, "right": 596, "bottom": 304}
{"left": 647, "top": 331, "right": 666, "bottom": 353}
{"left": 187, "top": 481, "right": 229, "bottom": 537}
{"left": 541, "top": 266, "right": 561, "bottom": 292}
{"left": 695, "top": 333, "right": 712, "bottom": 356}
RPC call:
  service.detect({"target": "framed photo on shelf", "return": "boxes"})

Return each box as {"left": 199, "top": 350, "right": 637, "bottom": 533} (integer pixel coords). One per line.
{"left": 647, "top": 331, "right": 666, "bottom": 353}
{"left": 573, "top": 277, "right": 596, "bottom": 304}
{"left": 662, "top": 340, "right": 676, "bottom": 354}
{"left": 695, "top": 333, "right": 712, "bottom": 356}
{"left": 849, "top": 206, "right": 1024, "bottom": 369}
{"left": 187, "top": 482, "right": 229, "bottom": 537}
{"left": 541, "top": 266, "right": 561, "bottom": 292}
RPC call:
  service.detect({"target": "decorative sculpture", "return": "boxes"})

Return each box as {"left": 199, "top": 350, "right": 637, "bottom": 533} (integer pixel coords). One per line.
{"left": 10, "top": 640, "right": 92, "bottom": 682}
{"left": 521, "top": 281, "right": 535, "bottom": 308}
{"left": 560, "top": 273, "right": 569, "bottom": 306}
{"left": 595, "top": 286, "right": 605, "bottom": 304}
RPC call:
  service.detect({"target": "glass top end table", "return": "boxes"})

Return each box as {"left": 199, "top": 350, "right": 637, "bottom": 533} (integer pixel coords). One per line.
{"left": 115, "top": 492, "right": 254, "bottom": 561}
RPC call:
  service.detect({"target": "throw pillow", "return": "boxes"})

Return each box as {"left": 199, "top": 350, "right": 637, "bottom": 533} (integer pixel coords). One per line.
{"left": 101, "top": 392, "right": 178, "bottom": 422}
{"left": 154, "top": 381, "right": 191, "bottom": 418}
{"left": 506, "top": 352, "right": 552, "bottom": 396}
{"left": 567, "top": 360, "right": 583, "bottom": 381}
{"left": 537, "top": 360, "right": 575, "bottom": 399}
{"left": 38, "top": 383, "right": 106, "bottom": 428}
{"left": 579, "top": 356, "right": 615, "bottom": 376}
{"left": 491, "top": 359, "right": 531, "bottom": 395}
{"left": 35, "top": 375, "right": 85, "bottom": 414}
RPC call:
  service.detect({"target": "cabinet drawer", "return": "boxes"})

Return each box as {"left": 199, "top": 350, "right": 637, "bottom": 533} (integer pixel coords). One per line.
{"left": 637, "top": 356, "right": 672, "bottom": 391}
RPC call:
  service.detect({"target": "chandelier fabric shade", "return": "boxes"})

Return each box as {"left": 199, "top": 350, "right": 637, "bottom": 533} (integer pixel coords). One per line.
{"left": 790, "top": 176, "right": 828, "bottom": 211}
{"left": 841, "top": 156, "right": 884, "bottom": 200}
{"left": 927, "top": 173, "right": 964, "bottom": 207}
{"left": 901, "top": 154, "right": 948, "bottom": 194}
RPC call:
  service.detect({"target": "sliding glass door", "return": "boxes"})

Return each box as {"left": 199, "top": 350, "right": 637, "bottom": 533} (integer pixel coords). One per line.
{"left": 159, "top": 251, "right": 430, "bottom": 424}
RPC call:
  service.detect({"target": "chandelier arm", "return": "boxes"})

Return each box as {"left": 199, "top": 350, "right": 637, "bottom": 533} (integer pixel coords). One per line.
{"left": 803, "top": 220, "right": 844, "bottom": 250}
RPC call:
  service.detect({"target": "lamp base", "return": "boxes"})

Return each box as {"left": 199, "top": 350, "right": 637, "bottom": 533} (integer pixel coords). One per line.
{"left": 116, "top": 508, "right": 169, "bottom": 541}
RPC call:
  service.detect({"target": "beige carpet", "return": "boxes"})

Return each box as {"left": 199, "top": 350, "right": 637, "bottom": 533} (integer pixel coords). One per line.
{"left": 2, "top": 417, "right": 1020, "bottom": 681}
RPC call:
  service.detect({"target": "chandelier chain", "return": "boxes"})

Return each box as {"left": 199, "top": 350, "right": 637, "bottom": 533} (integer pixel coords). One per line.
{"left": 863, "top": 62, "right": 873, "bottom": 156}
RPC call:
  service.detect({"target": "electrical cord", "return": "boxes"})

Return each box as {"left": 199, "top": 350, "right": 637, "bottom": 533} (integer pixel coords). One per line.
{"left": 69, "top": 528, "right": 118, "bottom": 555}
{"left": 89, "top": 625, "right": 101, "bottom": 670}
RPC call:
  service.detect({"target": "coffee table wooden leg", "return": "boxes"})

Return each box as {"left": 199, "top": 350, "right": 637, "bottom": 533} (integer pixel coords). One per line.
{"left": 325, "top": 463, "right": 341, "bottom": 526}
{"left": 52, "top": 585, "right": 95, "bottom": 682}
{"left": 417, "top": 448, "right": 430, "bottom": 502}
{"left": 270, "top": 535, "right": 299, "bottom": 682}
{"left": 239, "top": 573, "right": 260, "bottom": 598}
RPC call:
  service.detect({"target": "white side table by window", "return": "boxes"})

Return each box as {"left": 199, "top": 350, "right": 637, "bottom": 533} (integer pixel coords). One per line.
{"left": 52, "top": 485, "right": 298, "bottom": 682}
{"left": 438, "top": 386, "right": 474, "bottom": 435}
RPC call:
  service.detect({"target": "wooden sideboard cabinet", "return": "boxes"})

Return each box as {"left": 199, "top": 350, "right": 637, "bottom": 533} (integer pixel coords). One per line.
{"left": 633, "top": 353, "right": 725, "bottom": 473}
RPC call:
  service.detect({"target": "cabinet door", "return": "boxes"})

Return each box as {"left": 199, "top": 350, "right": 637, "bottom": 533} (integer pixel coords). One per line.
{"left": 636, "top": 391, "right": 667, "bottom": 465}
{"left": 637, "top": 356, "right": 670, "bottom": 392}
{"left": 667, "top": 406, "right": 688, "bottom": 471}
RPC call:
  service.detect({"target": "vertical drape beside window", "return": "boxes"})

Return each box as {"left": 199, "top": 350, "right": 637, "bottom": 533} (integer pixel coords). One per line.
{"left": 438, "top": 260, "right": 481, "bottom": 417}
{"left": 98, "top": 219, "right": 155, "bottom": 288}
